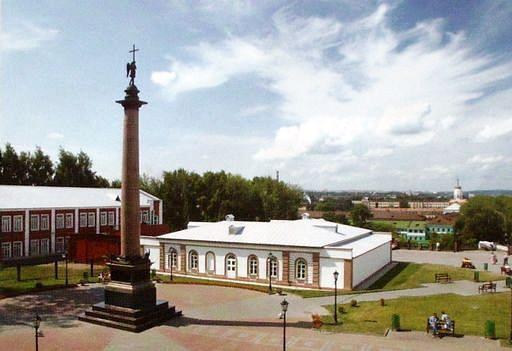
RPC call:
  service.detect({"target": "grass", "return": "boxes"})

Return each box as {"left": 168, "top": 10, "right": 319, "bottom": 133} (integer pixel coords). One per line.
{"left": 320, "top": 292, "right": 511, "bottom": 340}
{"left": 369, "top": 262, "right": 504, "bottom": 290}
{"left": 156, "top": 262, "right": 505, "bottom": 299}
{"left": 0, "top": 263, "right": 106, "bottom": 295}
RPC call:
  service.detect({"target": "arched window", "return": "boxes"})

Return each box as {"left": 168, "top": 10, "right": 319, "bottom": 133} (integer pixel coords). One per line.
{"left": 295, "top": 258, "right": 307, "bottom": 280}
{"left": 248, "top": 255, "right": 258, "bottom": 277}
{"left": 167, "top": 247, "right": 177, "bottom": 269}
{"left": 189, "top": 250, "right": 198, "bottom": 271}
{"left": 225, "top": 254, "right": 237, "bottom": 278}
{"left": 205, "top": 251, "right": 215, "bottom": 273}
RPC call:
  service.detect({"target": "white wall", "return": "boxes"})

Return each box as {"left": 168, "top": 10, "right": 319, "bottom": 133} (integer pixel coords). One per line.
{"left": 182, "top": 245, "right": 283, "bottom": 280}
{"left": 147, "top": 246, "right": 160, "bottom": 270}
{"left": 352, "top": 243, "right": 391, "bottom": 287}
{"left": 319, "top": 258, "right": 344, "bottom": 289}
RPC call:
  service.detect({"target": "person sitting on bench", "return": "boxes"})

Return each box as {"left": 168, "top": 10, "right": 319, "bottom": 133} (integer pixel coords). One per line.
{"left": 440, "top": 311, "right": 452, "bottom": 331}
{"left": 429, "top": 313, "right": 439, "bottom": 337}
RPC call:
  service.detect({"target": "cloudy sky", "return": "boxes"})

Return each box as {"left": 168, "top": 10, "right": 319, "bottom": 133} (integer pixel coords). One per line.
{"left": 2, "top": 1, "right": 512, "bottom": 191}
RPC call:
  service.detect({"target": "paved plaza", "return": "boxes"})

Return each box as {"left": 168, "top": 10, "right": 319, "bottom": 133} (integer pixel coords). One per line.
{"left": 0, "top": 283, "right": 507, "bottom": 350}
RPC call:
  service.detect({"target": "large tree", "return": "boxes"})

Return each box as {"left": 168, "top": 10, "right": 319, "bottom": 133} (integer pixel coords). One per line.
{"left": 28, "top": 147, "right": 54, "bottom": 185}
{"left": 350, "top": 204, "right": 373, "bottom": 227}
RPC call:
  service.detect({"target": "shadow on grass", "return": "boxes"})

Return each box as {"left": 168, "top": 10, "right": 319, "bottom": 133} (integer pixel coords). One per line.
{"left": 164, "top": 316, "right": 311, "bottom": 329}
{"left": 368, "top": 262, "right": 412, "bottom": 290}
{"left": 0, "top": 285, "right": 104, "bottom": 331}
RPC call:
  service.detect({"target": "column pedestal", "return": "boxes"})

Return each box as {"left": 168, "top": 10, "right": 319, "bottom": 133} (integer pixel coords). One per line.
{"left": 79, "top": 255, "right": 181, "bottom": 332}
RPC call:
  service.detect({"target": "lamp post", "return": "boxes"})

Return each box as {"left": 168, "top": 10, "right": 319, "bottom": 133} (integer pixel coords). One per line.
{"left": 62, "top": 252, "right": 68, "bottom": 287}
{"left": 281, "top": 299, "right": 288, "bottom": 351}
{"left": 333, "top": 270, "right": 339, "bottom": 324}
{"left": 34, "top": 313, "right": 41, "bottom": 351}
{"left": 268, "top": 252, "right": 275, "bottom": 294}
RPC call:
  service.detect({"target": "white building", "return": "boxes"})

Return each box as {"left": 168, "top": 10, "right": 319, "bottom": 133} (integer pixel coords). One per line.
{"left": 141, "top": 214, "right": 391, "bottom": 290}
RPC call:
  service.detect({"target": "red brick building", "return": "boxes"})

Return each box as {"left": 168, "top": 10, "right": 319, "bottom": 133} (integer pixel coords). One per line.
{"left": 0, "top": 185, "right": 167, "bottom": 262}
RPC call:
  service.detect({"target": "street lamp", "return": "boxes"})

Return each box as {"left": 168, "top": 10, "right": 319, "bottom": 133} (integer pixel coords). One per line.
{"left": 62, "top": 252, "right": 68, "bottom": 287}
{"left": 268, "top": 252, "right": 275, "bottom": 294}
{"left": 34, "top": 313, "right": 41, "bottom": 351}
{"left": 280, "top": 299, "right": 288, "bottom": 351}
{"left": 333, "top": 270, "right": 339, "bottom": 324}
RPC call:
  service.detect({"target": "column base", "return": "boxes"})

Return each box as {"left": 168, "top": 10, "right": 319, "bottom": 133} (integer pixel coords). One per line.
{"left": 79, "top": 255, "right": 181, "bottom": 332}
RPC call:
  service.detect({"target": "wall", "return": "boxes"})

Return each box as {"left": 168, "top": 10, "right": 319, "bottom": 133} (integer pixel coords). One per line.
{"left": 319, "top": 257, "right": 345, "bottom": 289}
{"left": 352, "top": 242, "right": 391, "bottom": 287}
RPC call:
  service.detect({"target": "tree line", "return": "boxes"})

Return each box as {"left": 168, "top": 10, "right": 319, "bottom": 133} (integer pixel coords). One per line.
{"left": 140, "top": 169, "right": 303, "bottom": 231}
{"left": 0, "top": 143, "right": 110, "bottom": 187}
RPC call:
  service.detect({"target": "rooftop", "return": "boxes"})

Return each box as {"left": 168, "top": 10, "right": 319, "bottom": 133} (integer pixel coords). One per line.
{"left": 0, "top": 185, "right": 159, "bottom": 210}
{"left": 157, "top": 217, "right": 389, "bottom": 253}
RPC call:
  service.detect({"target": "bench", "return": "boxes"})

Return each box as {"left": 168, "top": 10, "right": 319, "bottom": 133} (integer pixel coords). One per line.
{"left": 426, "top": 319, "right": 456, "bottom": 336}
{"left": 435, "top": 273, "right": 452, "bottom": 284}
{"left": 478, "top": 282, "right": 496, "bottom": 293}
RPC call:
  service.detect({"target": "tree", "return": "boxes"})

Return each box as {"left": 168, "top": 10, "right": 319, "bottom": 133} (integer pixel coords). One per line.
{"left": 350, "top": 204, "right": 372, "bottom": 227}
{"left": 54, "top": 149, "right": 106, "bottom": 187}
{"left": 0, "top": 143, "right": 21, "bottom": 184}
{"left": 28, "top": 147, "right": 54, "bottom": 185}
{"left": 322, "top": 212, "right": 348, "bottom": 224}
{"left": 457, "top": 196, "right": 508, "bottom": 243}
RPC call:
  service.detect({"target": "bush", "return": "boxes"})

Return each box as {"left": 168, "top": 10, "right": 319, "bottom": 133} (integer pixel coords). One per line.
{"left": 380, "top": 298, "right": 385, "bottom": 306}
{"left": 485, "top": 320, "right": 496, "bottom": 339}
{"left": 338, "top": 306, "right": 345, "bottom": 314}
{"left": 151, "top": 269, "right": 157, "bottom": 280}
{"left": 35, "top": 282, "right": 43, "bottom": 289}
{"left": 350, "top": 299, "right": 358, "bottom": 307}
{"left": 83, "top": 271, "right": 89, "bottom": 281}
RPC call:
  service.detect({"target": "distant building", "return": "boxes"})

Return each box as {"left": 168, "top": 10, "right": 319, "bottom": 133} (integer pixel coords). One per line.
{"left": 426, "top": 214, "right": 457, "bottom": 235}
{"left": 443, "top": 179, "right": 467, "bottom": 214}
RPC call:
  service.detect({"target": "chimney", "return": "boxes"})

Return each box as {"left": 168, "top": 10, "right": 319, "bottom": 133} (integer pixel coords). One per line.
{"left": 225, "top": 214, "right": 235, "bottom": 222}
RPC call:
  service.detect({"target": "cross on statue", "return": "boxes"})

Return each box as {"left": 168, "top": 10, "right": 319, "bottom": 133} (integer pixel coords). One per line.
{"left": 126, "top": 44, "right": 139, "bottom": 86}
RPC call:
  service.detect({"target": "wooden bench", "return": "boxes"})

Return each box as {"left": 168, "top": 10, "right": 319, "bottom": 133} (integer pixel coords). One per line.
{"left": 435, "top": 273, "right": 452, "bottom": 284}
{"left": 478, "top": 282, "right": 496, "bottom": 293}
{"left": 426, "top": 319, "right": 456, "bottom": 336}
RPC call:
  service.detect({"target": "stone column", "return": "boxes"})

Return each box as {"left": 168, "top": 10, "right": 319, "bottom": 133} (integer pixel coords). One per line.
{"left": 116, "top": 85, "right": 146, "bottom": 258}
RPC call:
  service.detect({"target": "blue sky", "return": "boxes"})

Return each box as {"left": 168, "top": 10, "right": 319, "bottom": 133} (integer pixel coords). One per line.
{"left": 2, "top": 0, "right": 512, "bottom": 191}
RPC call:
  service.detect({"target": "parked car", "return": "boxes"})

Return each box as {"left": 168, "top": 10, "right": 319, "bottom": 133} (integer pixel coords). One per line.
{"left": 478, "top": 241, "right": 496, "bottom": 251}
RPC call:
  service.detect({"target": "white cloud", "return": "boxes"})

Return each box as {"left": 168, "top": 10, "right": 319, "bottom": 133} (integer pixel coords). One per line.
{"left": 47, "top": 132, "right": 64, "bottom": 140}
{"left": 467, "top": 154, "right": 504, "bottom": 165}
{"left": 240, "top": 104, "right": 271, "bottom": 117}
{"left": 1, "top": 21, "right": 58, "bottom": 52}
{"left": 151, "top": 4, "right": 512, "bottom": 189}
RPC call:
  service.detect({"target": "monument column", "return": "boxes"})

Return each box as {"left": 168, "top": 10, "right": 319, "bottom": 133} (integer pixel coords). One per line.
{"left": 117, "top": 82, "right": 146, "bottom": 257}
{"left": 80, "top": 45, "right": 180, "bottom": 332}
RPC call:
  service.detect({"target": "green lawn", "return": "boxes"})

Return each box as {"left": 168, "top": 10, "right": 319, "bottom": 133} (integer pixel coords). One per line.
{"left": 0, "top": 263, "right": 106, "bottom": 295}
{"left": 321, "top": 292, "right": 510, "bottom": 340}
{"left": 369, "top": 262, "right": 504, "bottom": 290}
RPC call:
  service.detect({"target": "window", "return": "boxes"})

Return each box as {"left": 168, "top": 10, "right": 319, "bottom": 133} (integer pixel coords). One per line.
{"left": 56, "top": 237, "right": 65, "bottom": 254}
{"left": 30, "top": 215, "right": 40, "bottom": 231}
{"left": 12, "top": 241, "right": 22, "bottom": 257}
{"left": 30, "top": 239, "right": 40, "bottom": 256}
{"left": 269, "top": 259, "right": 278, "bottom": 278}
{"left": 226, "top": 254, "right": 236, "bottom": 272}
{"left": 80, "top": 213, "right": 87, "bottom": 227}
{"left": 168, "top": 248, "right": 177, "bottom": 268}
{"left": 206, "top": 251, "right": 215, "bottom": 272}
{"left": 13, "top": 215, "right": 23, "bottom": 232}
{"left": 40, "top": 239, "right": 49, "bottom": 255}
{"left": 88, "top": 213, "right": 95, "bottom": 227}
{"left": 56, "top": 214, "right": 65, "bottom": 229}
{"left": 2, "top": 242, "right": 11, "bottom": 258}
{"left": 108, "top": 211, "right": 115, "bottom": 226}
{"left": 142, "top": 210, "right": 149, "bottom": 224}
{"left": 100, "top": 212, "right": 107, "bottom": 226}
{"left": 40, "top": 214, "right": 49, "bottom": 231}
{"left": 295, "top": 258, "right": 307, "bottom": 280}
{"left": 66, "top": 213, "right": 74, "bottom": 228}
{"left": 248, "top": 256, "right": 258, "bottom": 276}
{"left": 189, "top": 250, "right": 198, "bottom": 270}
{"left": 2, "top": 216, "right": 12, "bottom": 233}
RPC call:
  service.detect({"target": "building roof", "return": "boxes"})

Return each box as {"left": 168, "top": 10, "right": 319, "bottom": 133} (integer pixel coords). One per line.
{"left": 0, "top": 185, "right": 159, "bottom": 210}
{"left": 371, "top": 210, "right": 425, "bottom": 221}
{"left": 443, "top": 203, "right": 461, "bottom": 214}
{"left": 158, "top": 217, "right": 385, "bottom": 252}
{"left": 427, "top": 214, "right": 458, "bottom": 226}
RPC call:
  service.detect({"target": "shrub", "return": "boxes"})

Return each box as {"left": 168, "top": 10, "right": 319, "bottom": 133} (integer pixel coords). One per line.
{"left": 338, "top": 306, "right": 345, "bottom": 314}
{"left": 83, "top": 272, "right": 89, "bottom": 281}
{"left": 151, "top": 269, "right": 157, "bottom": 280}
{"left": 350, "top": 299, "right": 358, "bottom": 307}
{"left": 35, "top": 282, "right": 43, "bottom": 289}
{"left": 380, "top": 298, "right": 385, "bottom": 306}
